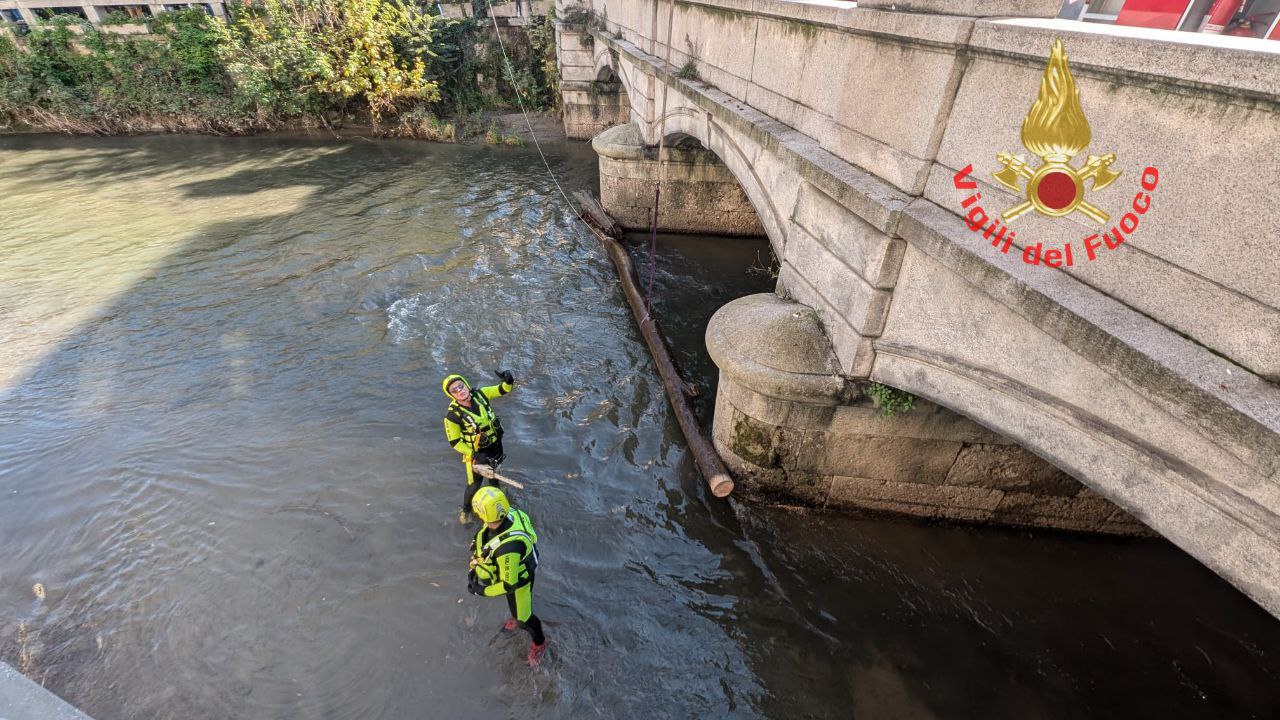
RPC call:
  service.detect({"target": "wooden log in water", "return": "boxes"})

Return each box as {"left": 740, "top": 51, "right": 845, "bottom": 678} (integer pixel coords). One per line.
{"left": 571, "top": 191, "right": 735, "bottom": 498}
{"left": 572, "top": 190, "right": 622, "bottom": 237}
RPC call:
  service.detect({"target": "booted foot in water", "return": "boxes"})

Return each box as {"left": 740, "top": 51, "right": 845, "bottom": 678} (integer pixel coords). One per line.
{"left": 502, "top": 618, "right": 519, "bottom": 633}
{"left": 527, "top": 640, "right": 548, "bottom": 667}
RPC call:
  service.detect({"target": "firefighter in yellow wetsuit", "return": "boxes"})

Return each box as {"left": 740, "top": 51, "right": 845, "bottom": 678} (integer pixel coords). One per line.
{"left": 467, "top": 486, "right": 548, "bottom": 666}
{"left": 443, "top": 370, "right": 514, "bottom": 523}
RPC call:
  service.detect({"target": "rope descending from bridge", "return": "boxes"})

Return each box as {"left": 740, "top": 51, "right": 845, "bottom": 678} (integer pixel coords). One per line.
{"left": 485, "top": 5, "right": 735, "bottom": 498}
{"left": 644, "top": 0, "right": 678, "bottom": 318}
{"left": 487, "top": 9, "right": 585, "bottom": 220}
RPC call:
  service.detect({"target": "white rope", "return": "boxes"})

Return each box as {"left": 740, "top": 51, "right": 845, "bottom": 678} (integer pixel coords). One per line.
{"left": 653, "top": 0, "right": 675, "bottom": 183}
{"left": 487, "top": 7, "right": 585, "bottom": 222}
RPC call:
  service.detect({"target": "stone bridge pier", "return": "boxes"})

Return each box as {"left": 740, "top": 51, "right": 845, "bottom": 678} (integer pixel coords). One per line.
{"left": 554, "top": 0, "right": 1280, "bottom": 617}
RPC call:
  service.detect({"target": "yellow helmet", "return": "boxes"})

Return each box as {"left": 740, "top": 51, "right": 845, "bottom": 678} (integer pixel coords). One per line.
{"left": 471, "top": 486, "right": 510, "bottom": 524}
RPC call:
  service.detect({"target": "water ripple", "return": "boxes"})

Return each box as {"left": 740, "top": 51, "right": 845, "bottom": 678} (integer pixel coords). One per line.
{"left": 2, "top": 135, "right": 1278, "bottom": 720}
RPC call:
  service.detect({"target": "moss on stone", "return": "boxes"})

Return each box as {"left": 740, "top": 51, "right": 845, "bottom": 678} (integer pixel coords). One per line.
{"left": 774, "top": 17, "right": 821, "bottom": 41}
{"left": 731, "top": 414, "right": 777, "bottom": 468}
{"left": 675, "top": 1, "right": 740, "bottom": 23}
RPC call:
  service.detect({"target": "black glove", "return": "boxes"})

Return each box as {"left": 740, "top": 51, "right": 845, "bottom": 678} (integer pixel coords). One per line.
{"left": 467, "top": 571, "right": 485, "bottom": 596}
{"left": 494, "top": 369, "right": 515, "bottom": 385}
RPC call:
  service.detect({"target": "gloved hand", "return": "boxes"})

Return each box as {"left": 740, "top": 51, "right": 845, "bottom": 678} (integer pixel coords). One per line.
{"left": 494, "top": 369, "right": 515, "bottom": 385}
{"left": 467, "top": 571, "right": 485, "bottom": 596}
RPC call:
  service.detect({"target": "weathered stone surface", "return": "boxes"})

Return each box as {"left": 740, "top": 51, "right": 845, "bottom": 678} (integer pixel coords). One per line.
{"left": 776, "top": 265, "right": 876, "bottom": 377}
{"left": 991, "top": 492, "right": 1128, "bottom": 534}
{"left": 780, "top": 224, "right": 892, "bottom": 336}
{"left": 895, "top": 199, "right": 1280, "bottom": 482}
{"left": 857, "top": 0, "right": 1062, "bottom": 17}
{"left": 971, "top": 17, "right": 1280, "bottom": 97}
{"left": 818, "top": 434, "right": 963, "bottom": 484}
{"left": 946, "top": 444, "right": 1084, "bottom": 496}
{"left": 831, "top": 399, "right": 1007, "bottom": 444}
{"left": 0, "top": 662, "right": 94, "bottom": 720}
{"left": 708, "top": 292, "right": 1120, "bottom": 531}
{"left": 564, "top": 105, "right": 630, "bottom": 140}
{"left": 706, "top": 293, "right": 849, "bottom": 404}
{"left": 724, "top": 376, "right": 842, "bottom": 430}
{"left": 827, "top": 476, "right": 1004, "bottom": 521}
{"left": 823, "top": 475, "right": 1151, "bottom": 534}
{"left": 728, "top": 407, "right": 780, "bottom": 469}
{"left": 715, "top": 408, "right": 833, "bottom": 505}
{"left": 874, "top": 242, "right": 1280, "bottom": 615}
{"left": 664, "top": 0, "right": 756, "bottom": 101}
{"left": 1102, "top": 506, "right": 1154, "bottom": 535}
{"left": 594, "top": 123, "right": 766, "bottom": 235}
{"left": 792, "top": 182, "right": 905, "bottom": 289}
{"left": 558, "top": 21, "right": 632, "bottom": 139}
{"left": 745, "top": 15, "right": 961, "bottom": 194}
{"left": 559, "top": 46, "right": 595, "bottom": 67}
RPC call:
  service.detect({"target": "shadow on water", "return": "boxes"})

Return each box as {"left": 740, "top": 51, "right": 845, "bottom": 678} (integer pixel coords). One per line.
{"left": 0, "top": 133, "right": 1277, "bottom": 720}
{"left": 625, "top": 233, "right": 1280, "bottom": 718}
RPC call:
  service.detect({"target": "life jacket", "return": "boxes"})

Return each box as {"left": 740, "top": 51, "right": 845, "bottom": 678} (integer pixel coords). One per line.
{"left": 443, "top": 374, "right": 504, "bottom": 450}
{"left": 472, "top": 509, "right": 539, "bottom": 589}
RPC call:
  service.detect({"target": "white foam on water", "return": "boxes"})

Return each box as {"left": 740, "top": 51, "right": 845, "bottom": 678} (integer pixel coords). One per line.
{"left": 385, "top": 293, "right": 443, "bottom": 345}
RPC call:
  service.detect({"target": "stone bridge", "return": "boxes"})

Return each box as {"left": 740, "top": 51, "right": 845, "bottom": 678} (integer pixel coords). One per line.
{"left": 553, "top": 0, "right": 1280, "bottom": 617}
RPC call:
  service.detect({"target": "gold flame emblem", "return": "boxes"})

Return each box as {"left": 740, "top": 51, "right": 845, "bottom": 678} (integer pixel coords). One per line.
{"left": 993, "top": 39, "right": 1119, "bottom": 224}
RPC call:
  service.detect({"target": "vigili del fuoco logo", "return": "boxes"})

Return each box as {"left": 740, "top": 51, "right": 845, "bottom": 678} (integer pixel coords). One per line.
{"left": 953, "top": 39, "right": 1161, "bottom": 268}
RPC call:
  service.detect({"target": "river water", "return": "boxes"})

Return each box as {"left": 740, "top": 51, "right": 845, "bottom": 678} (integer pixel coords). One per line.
{"left": 1, "top": 134, "right": 1277, "bottom": 720}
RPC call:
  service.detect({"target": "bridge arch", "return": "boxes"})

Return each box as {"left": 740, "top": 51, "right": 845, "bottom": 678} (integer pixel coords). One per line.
{"left": 626, "top": 95, "right": 788, "bottom": 257}
{"left": 591, "top": 48, "right": 640, "bottom": 129}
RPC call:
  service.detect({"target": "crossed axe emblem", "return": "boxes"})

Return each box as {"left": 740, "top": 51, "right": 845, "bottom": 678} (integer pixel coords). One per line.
{"left": 993, "top": 152, "right": 1121, "bottom": 224}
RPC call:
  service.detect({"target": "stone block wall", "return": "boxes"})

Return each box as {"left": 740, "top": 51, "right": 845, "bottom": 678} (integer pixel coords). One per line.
{"left": 709, "top": 293, "right": 1151, "bottom": 535}
{"left": 562, "top": 80, "right": 631, "bottom": 141}
{"left": 555, "top": 19, "right": 633, "bottom": 140}
{"left": 594, "top": 123, "right": 766, "bottom": 235}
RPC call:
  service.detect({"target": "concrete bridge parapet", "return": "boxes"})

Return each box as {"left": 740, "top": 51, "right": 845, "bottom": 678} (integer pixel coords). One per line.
{"left": 564, "top": 0, "right": 1280, "bottom": 381}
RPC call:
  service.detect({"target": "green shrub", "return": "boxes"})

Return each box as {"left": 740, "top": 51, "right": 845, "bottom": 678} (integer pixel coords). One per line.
{"left": 0, "top": 0, "right": 558, "bottom": 134}
{"left": 97, "top": 10, "right": 140, "bottom": 25}
{"left": 484, "top": 121, "right": 521, "bottom": 145}
{"left": 392, "top": 104, "right": 456, "bottom": 141}
{"left": 867, "top": 381, "right": 916, "bottom": 418}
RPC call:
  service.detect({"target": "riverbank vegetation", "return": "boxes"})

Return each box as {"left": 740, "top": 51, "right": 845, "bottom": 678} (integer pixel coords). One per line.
{"left": 0, "top": 0, "right": 558, "bottom": 140}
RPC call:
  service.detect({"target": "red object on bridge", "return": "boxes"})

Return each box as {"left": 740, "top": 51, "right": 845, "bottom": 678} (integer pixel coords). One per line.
{"left": 1201, "top": 0, "right": 1246, "bottom": 33}
{"left": 1115, "top": 0, "right": 1194, "bottom": 29}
